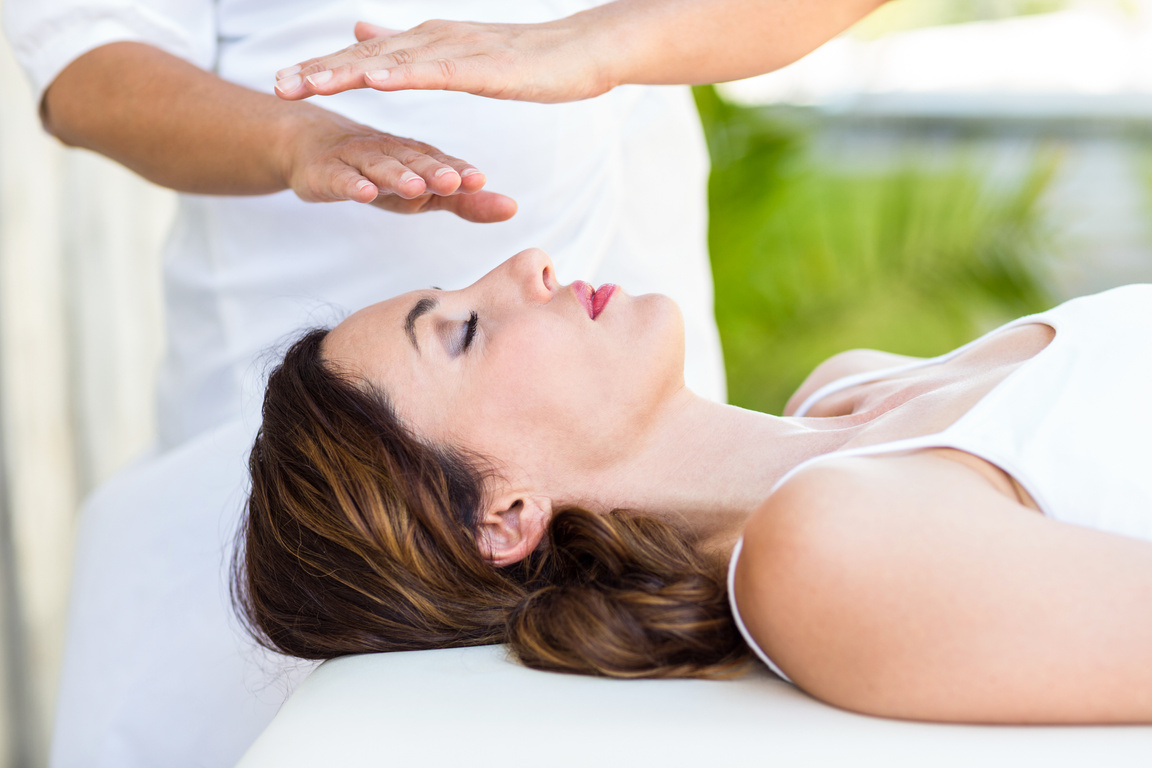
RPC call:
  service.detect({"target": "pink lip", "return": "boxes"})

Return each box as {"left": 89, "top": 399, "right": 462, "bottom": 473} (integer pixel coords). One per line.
{"left": 571, "top": 281, "right": 617, "bottom": 320}
{"left": 592, "top": 284, "right": 616, "bottom": 319}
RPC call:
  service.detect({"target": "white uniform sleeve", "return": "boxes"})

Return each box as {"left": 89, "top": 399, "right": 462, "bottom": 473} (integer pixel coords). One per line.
{"left": 2, "top": 0, "right": 218, "bottom": 106}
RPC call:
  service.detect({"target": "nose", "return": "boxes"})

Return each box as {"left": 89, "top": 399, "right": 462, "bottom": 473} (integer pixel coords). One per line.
{"left": 506, "top": 248, "right": 556, "bottom": 303}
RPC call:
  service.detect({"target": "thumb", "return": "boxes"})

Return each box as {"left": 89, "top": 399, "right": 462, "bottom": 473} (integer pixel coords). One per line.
{"left": 439, "top": 191, "right": 519, "bottom": 224}
{"left": 354, "top": 21, "right": 401, "bottom": 42}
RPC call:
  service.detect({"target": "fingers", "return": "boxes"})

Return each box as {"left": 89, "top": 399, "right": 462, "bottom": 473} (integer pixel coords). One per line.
{"left": 440, "top": 190, "right": 519, "bottom": 223}
{"left": 275, "top": 53, "right": 372, "bottom": 100}
{"left": 359, "top": 148, "right": 459, "bottom": 198}
{"left": 330, "top": 166, "right": 379, "bottom": 204}
{"left": 273, "top": 19, "right": 586, "bottom": 103}
{"left": 361, "top": 57, "right": 481, "bottom": 95}
{"left": 274, "top": 38, "right": 394, "bottom": 99}
{"left": 275, "top": 22, "right": 427, "bottom": 99}
{"left": 370, "top": 190, "right": 519, "bottom": 223}
{"left": 318, "top": 162, "right": 517, "bottom": 223}
{"left": 286, "top": 109, "right": 505, "bottom": 219}
{"left": 280, "top": 48, "right": 459, "bottom": 99}
{"left": 292, "top": 129, "right": 498, "bottom": 214}
{"left": 280, "top": 56, "right": 501, "bottom": 102}
{"left": 274, "top": 19, "right": 510, "bottom": 100}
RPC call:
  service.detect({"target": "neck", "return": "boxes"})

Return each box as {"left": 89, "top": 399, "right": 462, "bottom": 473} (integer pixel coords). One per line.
{"left": 582, "top": 390, "right": 857, "bottom": 556}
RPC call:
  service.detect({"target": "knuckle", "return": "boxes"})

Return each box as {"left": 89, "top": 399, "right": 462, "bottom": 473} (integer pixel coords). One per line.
{"left": 352, "top": 41, "right": 384, "bottom": 59}
{"left": 333, "top": 63, "right": 361, "bottom": 80}
{"left": 458, "top": 27, "right": 486, "bottom": 45}
{"left": 390, "top": 147, "right": 420, "bottom": 165}
{"left": 404, "top": 137, "right": 436, "bottom": 153}
{"left": 328, "top": 169, "right": 358, "bottom": 195}
{"left": 390, "top": 48, "right": 414, "bottom": 65}
{"left": 435, "top": 57, "right": 457, "bottom": 81}
{"left": 371, "top": 155, "right": 405, "bottom": 173}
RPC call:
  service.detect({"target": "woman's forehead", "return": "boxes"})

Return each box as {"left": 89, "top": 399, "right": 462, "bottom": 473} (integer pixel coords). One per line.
{"left": 323, "top": 295, "right": 412, "bottom": 374}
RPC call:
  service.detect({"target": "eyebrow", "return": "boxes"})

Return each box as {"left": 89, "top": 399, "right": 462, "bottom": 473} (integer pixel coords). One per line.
{"left": 405, "top": 297, "right": 438, "bottom": 352}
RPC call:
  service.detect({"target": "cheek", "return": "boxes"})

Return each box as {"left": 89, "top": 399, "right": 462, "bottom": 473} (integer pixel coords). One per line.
{"left": 449, "top": 330, "right": 608, "bottom": 466}
{"left": 381, "top": 367, "right": 457, "bottom": 445}
{"left": 433, "top": 302, "right": 683, "bottom": 471}
{"left": 472, "top": 333, "right": 670, "bottom": 469}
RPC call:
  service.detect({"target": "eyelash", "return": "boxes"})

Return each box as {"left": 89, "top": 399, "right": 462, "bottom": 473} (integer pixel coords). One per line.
{"left": 462, "top": 311, "right": 478, "bottom": 351}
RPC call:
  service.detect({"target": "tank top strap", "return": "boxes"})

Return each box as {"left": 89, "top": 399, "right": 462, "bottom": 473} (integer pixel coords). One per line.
{"left": 791, "top": 312, "right": 1051, "bottom": 418}
{"left": 731, "top": 302, "right": 1078, "bottom": 682}
{"left": 728, "top": 432, "right": 948, "bottom": 683}
{"left": 727, "top": 538, "right": 793, "bottom": 681}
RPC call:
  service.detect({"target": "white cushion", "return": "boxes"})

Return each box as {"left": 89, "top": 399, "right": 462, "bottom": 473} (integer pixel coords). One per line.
{"left": 238, "top": 646, "right": 1152, "bottom": 767}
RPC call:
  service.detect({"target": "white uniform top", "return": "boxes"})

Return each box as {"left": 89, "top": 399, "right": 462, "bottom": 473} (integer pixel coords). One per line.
{"left": 729, "top": 285, "right": 1152, "bottom": 681}
{"left": 4, "top": 2, "right": 722, "bottom": 766}
{"left": 4, "top": 0, "right": 725, "bottom": 448}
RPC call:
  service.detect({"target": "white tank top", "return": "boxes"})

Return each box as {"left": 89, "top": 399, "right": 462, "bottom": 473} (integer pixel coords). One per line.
{"left": 728, "top": 285, "right": 1152, "bottom": 681}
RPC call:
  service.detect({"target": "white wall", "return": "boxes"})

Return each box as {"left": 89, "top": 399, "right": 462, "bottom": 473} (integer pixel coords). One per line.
{"left": 0, "top": 7, "right": 173, "bottom": 761}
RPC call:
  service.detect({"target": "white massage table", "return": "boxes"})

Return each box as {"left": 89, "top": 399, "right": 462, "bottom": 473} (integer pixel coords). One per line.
{"left": 238, "top": 644, "right": 1152, "bottom": 767}
{"left": 48, "top": 418, "right": 1152, "bottom": 767}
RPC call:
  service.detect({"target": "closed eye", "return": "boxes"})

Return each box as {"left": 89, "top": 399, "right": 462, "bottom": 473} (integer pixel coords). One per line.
{"left": 462, "top": 311, "right": 478, "bottom": 351}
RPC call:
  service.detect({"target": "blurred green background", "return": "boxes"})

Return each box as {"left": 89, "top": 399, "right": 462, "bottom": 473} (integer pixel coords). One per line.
{"left": 698, "top": 0, "right": 1149, "bottom": 415}
{"left": 696, "top": 85, "right": 1061, "bottom": 414}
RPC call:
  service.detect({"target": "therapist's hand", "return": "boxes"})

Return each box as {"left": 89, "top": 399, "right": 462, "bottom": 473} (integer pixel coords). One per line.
{"left": 274, "top": 19, "right": 613, "bottom": 104}
{"left": 43, "top": 42, "right": 516, "bottom": 223}
{"left": 274, "top": 1, "right": 895, "bottom": 104}
{"left": 287, "top": 109, "right": 518, "bottom": 222}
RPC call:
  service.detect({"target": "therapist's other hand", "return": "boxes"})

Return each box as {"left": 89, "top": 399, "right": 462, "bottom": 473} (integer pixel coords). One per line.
{"left": 287, "top": 111, "right": 517, "bottom": 222}
{"left": 275, "top": 19, "right": 612, "bottom": 104}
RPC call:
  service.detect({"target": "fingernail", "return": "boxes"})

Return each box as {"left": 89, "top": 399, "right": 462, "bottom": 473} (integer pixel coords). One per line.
{"left": 306, "top": 70, "right": 333, "bottom": 87}
{"left": 433, "top": 167, "right": 457, "bottom": 178}
{"left": 276, "top": 65, "right": 301, "bottom": 79}
{"left": 400, "top": 172, "right": 421, "bottom": 185}
{"left": 460, "top": 168, "right": 483, "bottom": 178}
{"left": 275, "top": 74, "right": 302, "bottom": 94}
{"left": 355, "top": 180, "right": 375, "bottom": 194}
{"left": 366, "top": 70, "right": 390, "bottom": 83}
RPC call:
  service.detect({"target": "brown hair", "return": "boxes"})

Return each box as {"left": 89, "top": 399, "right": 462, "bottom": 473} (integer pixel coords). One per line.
{"left": 234, "top": 328, "right": 749, "bottom": 678}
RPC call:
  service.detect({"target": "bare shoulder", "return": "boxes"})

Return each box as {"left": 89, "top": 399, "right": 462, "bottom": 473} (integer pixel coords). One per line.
{"left": 732, "top": 451, "right": 1152, "bottom": 723}
{"left": 784, "top": 349, "right": 925, "bottom": 416}
{"left": 732, "top": 456, "right": 912, "bottom": 681}
{"left": 736, "top": 455, "right": 907, "bottom": 580}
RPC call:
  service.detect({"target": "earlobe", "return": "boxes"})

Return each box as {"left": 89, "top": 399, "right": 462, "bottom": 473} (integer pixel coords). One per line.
{"left": 476, "top": 494, "right": 553, "bottom": 567}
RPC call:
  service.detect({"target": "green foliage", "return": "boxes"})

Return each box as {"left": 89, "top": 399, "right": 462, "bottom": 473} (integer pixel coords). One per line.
{"left": 694, "top": 86, "right": 1059, "bottom": 414}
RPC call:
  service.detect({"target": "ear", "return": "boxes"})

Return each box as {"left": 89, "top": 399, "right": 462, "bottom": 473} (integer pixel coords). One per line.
{"left": 475, "top": 493, "right": 553, "bottom": 567}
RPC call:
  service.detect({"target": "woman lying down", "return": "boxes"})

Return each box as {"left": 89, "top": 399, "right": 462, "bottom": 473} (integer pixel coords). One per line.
{"left": 235, "top": 248, "right": 1152, "bottom": 724}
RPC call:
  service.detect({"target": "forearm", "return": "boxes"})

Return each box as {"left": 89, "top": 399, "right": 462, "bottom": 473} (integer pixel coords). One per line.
{"left": 44, "top": 42, "right": 313, "bottom": 195}
{"left": 581, "top": 0, "right": 890, "bottom": 88}
{"left": 42, "top": 41, "right": 516, "bottom": 221}
{"left": 279, "top": 1, "right": 890, "bottom": 104}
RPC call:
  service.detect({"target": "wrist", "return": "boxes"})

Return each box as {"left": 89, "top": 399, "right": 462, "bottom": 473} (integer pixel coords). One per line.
{"left": 568, "top": 1, "right": 658, "bottom": 91}
{"left": 547, "top": 8, "right": 625, "bottom": 98}
{"left": 268, "top": 101, "right": 337, "bottom": 192}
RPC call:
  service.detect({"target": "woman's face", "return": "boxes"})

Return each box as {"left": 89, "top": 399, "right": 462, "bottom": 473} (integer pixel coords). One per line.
{"left": 323, "top": 248, "right": 685, "bottom": 503}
